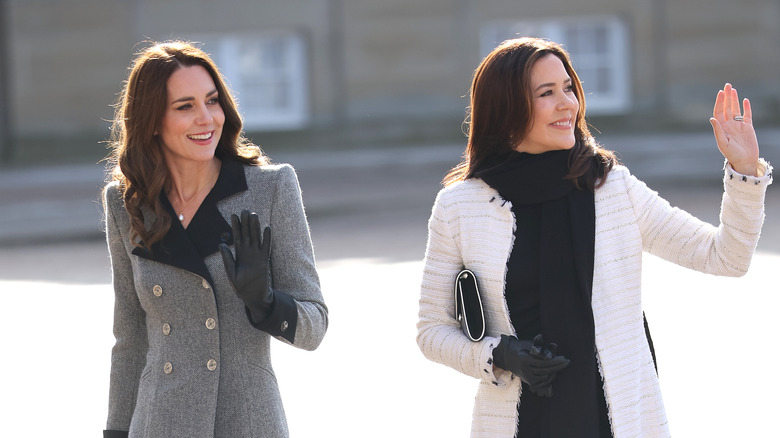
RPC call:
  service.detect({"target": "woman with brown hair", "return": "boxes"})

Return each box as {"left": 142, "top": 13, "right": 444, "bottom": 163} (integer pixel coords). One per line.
{"left": 102, "top": 41, "right": 327, "bottom": 437}
{"left": 417, "top": 37, "right": 772, "bottom": 437}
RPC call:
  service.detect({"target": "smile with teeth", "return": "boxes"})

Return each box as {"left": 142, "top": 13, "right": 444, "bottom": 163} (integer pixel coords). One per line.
{"left": 188, "top": 132, "right": 213, "bottom": 140}
{"left": 550, "top": 120, "right": 571, "bottom": 127}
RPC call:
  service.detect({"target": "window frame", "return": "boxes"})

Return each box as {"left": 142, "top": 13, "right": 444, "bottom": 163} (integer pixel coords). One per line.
{"left": 189, "top": 31, "right": 310, "bottom": 131}
{"left": 480, "top": 16, "right": 631, "bottom": 115}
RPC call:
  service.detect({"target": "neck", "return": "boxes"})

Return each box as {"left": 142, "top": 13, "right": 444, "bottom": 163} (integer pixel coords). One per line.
{"left": 167, "top": 157, "right": 221, "bottom": 204}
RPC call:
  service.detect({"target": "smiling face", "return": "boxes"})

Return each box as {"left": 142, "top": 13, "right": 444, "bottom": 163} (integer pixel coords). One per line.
{"left": 515, "top": 54, "right": 579, "bottom": 154}
{"left": 158, "top": 64, "right": 225, "bottom": 167}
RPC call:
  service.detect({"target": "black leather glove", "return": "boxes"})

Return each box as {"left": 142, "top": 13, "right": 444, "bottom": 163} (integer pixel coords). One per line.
{"left": 492, "top": 334, "right": 570, "bottom": 397}
{"left": 219, "top": 210, "right": 274, "bottom": 323}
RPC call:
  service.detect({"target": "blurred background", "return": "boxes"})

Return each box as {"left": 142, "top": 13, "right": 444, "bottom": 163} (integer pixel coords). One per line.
{"left": 2, "top": 0, "right": 780, "bottom": 167}
{"left": 1, "top": 1, "right": 779, "bottom": 436}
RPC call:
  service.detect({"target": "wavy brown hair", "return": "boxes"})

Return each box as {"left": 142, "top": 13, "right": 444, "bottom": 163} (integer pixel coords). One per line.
{"left": 106, "top": 40, "right": 268, "bottom": 248}
{"left": 444, "top": 37, "right": 616, "bottom": 189}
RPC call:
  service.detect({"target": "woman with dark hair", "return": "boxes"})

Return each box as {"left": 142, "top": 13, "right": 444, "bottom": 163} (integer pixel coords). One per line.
{"left": 102, "top": 41, "right": 327, "bottom": 437}
{"left": 417, "top": 37, "right": 772, "bottom": 437}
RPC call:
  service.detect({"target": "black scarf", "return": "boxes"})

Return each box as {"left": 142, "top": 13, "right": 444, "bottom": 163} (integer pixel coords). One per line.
{"left": 478, "top": 149, "right": 611, "bottom": 438}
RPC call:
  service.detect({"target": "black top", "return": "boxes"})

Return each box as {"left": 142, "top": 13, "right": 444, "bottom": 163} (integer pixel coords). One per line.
{"left": 479, "top": 149, "right": 612, "bottom": 438}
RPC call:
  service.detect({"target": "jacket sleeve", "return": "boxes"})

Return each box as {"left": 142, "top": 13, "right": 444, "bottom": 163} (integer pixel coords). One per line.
{"left": 103, "top": 184, "right": 147, "bottom": 433}
{"left": 416, "top": 189, "right": 512, "bottom": 387}
{"left": 256, "top": 164, "right": 327, "bottom": 350}
{"left": 625, "top": 159, "right": 772, "bottom": 276}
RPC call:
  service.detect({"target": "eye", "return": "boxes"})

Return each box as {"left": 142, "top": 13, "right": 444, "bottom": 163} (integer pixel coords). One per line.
{"left": 539, "top": 90, "right": 552, "bottom": 97}
{"left": 175, "top": 103, "right": 192, "bottom": 111}
{"left": 207, "top": 97, "right": 220, "bottom": 105}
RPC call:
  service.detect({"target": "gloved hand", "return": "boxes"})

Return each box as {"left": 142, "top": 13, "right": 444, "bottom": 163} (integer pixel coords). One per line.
{"left": 219, "top": 210, "right": 274, "bottom": 323}
{"left": 492, "top": 334, "right": 570, "bottom": 397}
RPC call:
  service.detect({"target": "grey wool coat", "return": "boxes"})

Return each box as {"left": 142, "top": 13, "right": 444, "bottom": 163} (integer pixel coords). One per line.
{"left": 103, "top": 158, "right": 328, "bottom": 438}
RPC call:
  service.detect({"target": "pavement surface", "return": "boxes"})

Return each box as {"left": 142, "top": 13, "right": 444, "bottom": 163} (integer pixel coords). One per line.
{"left": 1, "top": 253, "right": 778, "bottom": 436}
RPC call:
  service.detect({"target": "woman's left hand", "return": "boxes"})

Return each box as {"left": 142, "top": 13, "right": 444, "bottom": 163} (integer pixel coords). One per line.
{"left": 710, "top": 83, "right": 760, "bottom": 176}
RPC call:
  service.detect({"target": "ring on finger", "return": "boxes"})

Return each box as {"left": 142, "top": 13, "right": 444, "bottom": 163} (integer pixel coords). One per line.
{"left": 733, "top": 115, "right": 744, "bottom": 121}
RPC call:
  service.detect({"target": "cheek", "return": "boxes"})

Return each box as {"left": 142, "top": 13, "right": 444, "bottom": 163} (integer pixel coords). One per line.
{"left": 159, "top": 113, "right": 184, "bottom": 137}
{"left": 213, "top": 107, "right": 226, "bottom": 127}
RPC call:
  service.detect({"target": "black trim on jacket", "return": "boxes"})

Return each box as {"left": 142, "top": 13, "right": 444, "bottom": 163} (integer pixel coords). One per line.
{"left": 128, "top": 156, "right": 298, "bottom": 341}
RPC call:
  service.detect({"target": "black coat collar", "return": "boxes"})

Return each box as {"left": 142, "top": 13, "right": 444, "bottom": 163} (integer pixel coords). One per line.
{"left": 131, "top": 157, "right": 248, "bottom": 284}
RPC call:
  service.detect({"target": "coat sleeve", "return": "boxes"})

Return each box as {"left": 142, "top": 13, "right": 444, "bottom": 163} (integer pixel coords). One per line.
{"left": 416, "top": 189, "right": 511, "bottom": 387}
{"left": 625, "top": 160, "right": 772, "bottom": 276}
{"left": 252, "top": 164, "right": 327, "bottom": 350}
{"left": 103, "top": 184, "right": 147, "bottom": 433}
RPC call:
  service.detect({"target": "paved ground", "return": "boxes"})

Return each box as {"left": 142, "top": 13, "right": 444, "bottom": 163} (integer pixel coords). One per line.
{"left": 0, "top": 250, "right": 778, "bottom": 437}
{"left": 0, "top": 131, "right": 778, "bottom": 436}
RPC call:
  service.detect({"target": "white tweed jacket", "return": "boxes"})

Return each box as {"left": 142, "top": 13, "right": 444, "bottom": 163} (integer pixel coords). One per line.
{"left": 417, "top": 162, "right": 771, "bottom": 438}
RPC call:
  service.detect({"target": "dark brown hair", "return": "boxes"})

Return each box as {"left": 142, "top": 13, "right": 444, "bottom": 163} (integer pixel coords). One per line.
{"left": 106, "top": 40, "right": 269, "bottom": 248}
{"left": 444, "top": 37, "right": 616, "bottom": 188}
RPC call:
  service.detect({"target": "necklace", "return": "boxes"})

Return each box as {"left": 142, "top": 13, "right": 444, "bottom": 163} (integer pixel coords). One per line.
{"left": 172, "top": 161, "right": 221, "bottom": 222}
{"left": 177, "top": 191, "right": 201, "bottom": 222}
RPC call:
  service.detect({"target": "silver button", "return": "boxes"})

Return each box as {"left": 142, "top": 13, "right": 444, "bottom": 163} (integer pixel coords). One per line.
{"left": 280, "top": 321, "right": 289, "bottom": 332}
{"left": 205, "top": 318, "right": 216, "bottom": 330}
{"left": 202, "top": 279, "right": 210, "bottom": 289}
{"left": 153, "top": 285, "right": 163, "bottom": 297}
{"left": 162, "top": 323, "right": 171, "bottom": 335}
{"left": 163, "top": 362, "right": 173, "bottom": 374}
{"left": 207, "top": 359, "right": 217, "bottom": 371}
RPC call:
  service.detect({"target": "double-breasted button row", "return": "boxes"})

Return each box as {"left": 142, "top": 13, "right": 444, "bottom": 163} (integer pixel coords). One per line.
{"left": 162, "top": 359, "right": 217, "bottom": 374}
{"left": 162, "top": 320, "right": 214, "bottom": 334}
{"left": 155, "top": 281, "right": 208, "bottom": 294}
{"left": 154, "top": 279, "right": 216, "bottom": 377}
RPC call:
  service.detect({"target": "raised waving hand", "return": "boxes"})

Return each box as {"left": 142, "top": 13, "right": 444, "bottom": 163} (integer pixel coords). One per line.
{"left": 709, "top": 83, "right": 760, "bottom": 176}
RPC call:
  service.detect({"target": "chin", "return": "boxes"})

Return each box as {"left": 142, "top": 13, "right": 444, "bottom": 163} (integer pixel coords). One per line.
{"left": 557, "top": 139, "right": 576, "bottom": 150}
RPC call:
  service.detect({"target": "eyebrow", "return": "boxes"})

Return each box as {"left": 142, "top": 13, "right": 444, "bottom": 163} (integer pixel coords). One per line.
{"left": 534, "top": 78, "right": 572, "bottom": 92}
{"left": 171, "top": 89, "right": 219, "bottom": 104}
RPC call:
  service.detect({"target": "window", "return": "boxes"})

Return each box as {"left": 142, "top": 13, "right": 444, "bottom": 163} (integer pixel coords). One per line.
{"left": 480, "top": 16, "right": 630, "bottom": 115}
{"left": 191, "top": 32, "right": 309, "bottom": 130}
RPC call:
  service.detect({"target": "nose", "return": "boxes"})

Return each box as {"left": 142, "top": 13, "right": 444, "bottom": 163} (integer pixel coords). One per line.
{"left": 557, "top": 90, "right": 578, "bottom": 111}
{"left": 195, "top": 103, "right": 214, "bottom": 125}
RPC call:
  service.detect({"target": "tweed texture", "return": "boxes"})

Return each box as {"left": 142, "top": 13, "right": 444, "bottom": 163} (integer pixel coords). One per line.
{"left": 104, "top": 163, "right": 327, "bottom": 438}
{"left": 417, "top": 162, "right": 771, "bottom": 438}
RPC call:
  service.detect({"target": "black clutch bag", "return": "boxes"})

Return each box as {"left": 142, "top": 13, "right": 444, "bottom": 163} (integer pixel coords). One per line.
{"left": 454, "top": 269, "right": 485, "bottom": 342}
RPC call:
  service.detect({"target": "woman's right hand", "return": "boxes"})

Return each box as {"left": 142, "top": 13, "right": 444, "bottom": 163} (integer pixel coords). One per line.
{"left": 219, "top": 210, "right": 275, "bottom": 322}
{"left": 492, "top": 334, "right": 570, "bottom": 397}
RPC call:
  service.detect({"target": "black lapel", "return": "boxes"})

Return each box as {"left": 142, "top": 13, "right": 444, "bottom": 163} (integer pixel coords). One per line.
{"left": 131, "top": 157, "right": 248, "bottom": 284}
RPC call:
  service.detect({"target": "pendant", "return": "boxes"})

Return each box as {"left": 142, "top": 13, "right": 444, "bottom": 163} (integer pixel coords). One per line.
{"left": 178, "top": 213, "right": 184, "bottom": 221}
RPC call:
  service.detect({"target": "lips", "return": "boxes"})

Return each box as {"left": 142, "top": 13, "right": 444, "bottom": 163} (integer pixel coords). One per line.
{"left": 550, "top": 119, "right": 571, "bottom": 127}
{"left": 188, "top": 132, "right": 213, "bottom": 141}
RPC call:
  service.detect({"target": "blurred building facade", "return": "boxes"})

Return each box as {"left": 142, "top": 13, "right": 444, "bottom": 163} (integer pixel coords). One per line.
{"left": 2, "top": 0, "right": 779, "bottom": 164}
